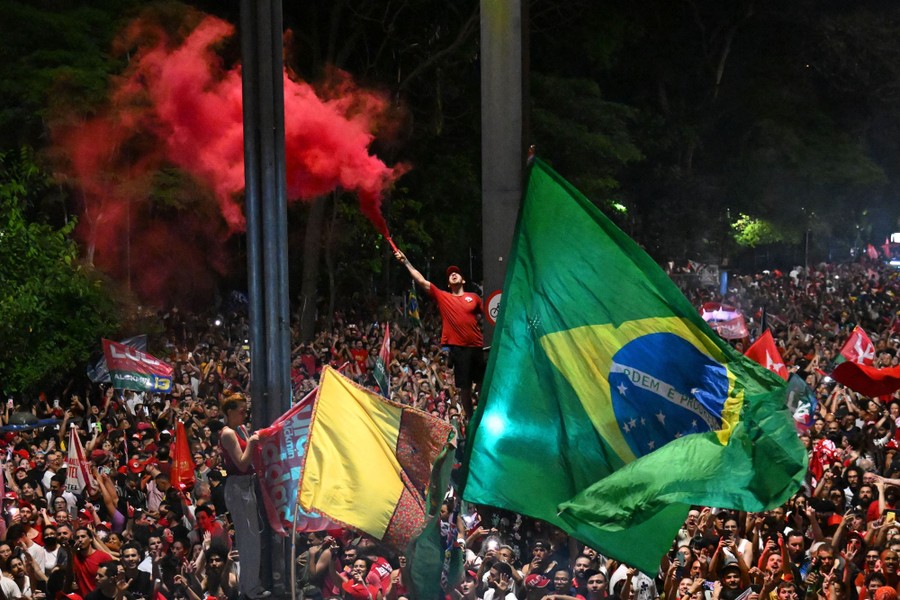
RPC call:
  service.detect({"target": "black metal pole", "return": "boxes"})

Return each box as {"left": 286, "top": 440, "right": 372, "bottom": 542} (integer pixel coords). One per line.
{"left": 271, "top": 1, "right": 290, "bottom": 388}
{"left": 241, "top": 0, "right": 290, "bottom": 594}
{"left": 256, "top": 0, "right": 278, "bottom": 420}
{"left": 240, "top": 0, "right": 265, "bottom": 416}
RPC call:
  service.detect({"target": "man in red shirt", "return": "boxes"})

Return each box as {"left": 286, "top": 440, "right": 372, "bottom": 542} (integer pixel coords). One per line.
{"left": 349, "top": 340, "right": 370, "bottom": 376}
{"left": 71, "top": 527, "right": 112, "bottom": 595}
{"left": 395, "top": 250, "right": 484, "bottom": 419}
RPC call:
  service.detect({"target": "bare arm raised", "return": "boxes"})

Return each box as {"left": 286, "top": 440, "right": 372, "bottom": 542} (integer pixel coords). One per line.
{"left": 394, "top": 250, "right": 431, "bottom": 292}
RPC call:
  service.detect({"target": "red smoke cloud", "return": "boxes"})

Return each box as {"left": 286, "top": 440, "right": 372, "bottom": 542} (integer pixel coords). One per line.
{"left": 50, "top": 11, "right": 406, "bottom": 306}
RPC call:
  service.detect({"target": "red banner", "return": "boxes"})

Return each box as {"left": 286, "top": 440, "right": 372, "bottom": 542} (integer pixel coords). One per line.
{"left": 832, "top": 361, "right": 900, "bottom": 398}
{"left": 709, "top": 314, "right": 748, "bottom": 340}
{"left": 699, "top": 302, "right": 741, "bottom": 322}
{"left": 254, "top": 388, "right": 336, "bottom": 535}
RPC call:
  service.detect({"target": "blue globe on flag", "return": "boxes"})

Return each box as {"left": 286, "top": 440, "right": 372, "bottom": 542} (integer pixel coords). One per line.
{"left": 608, "top": 332, "right": 729, "bottom": 458}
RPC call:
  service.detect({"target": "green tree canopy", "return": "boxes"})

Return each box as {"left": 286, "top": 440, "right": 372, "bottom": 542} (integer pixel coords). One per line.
{"left": 0, "top": 148, "right": 119, "bottom": 394}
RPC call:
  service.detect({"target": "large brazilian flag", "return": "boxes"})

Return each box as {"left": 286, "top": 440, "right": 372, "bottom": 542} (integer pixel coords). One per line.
{"left": 463, "top": 159, "right": 807, "bottom": 573}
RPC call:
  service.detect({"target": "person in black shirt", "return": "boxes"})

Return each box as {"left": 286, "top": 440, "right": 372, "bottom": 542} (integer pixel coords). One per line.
{"left": 84, "top": 561, "right": 127, "bottom": 600}
{"left": 120, "top": 543, "right": 153, "bottom": 600}
{"left": 206, "top": 471, "right": 228, "bottom": 521}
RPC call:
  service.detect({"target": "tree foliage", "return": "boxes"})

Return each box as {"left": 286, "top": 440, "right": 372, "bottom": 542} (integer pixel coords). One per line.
{"left": 0, "top": 149, "right": 119, "bottom": 394}
{"left": 731, "top": 213, "right": 799, "bottom": 248}
{"left": 0, "top": 0, "right": 139, "bottom": 148}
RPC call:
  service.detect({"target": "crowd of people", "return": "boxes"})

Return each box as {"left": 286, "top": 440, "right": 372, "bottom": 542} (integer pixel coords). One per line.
{"left": 0, "top": 255, "right": 898, "bottom": 600}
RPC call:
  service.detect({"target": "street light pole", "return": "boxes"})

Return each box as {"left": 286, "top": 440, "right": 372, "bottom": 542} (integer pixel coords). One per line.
{"left": 240, "top": 0, "right": 291, "bottom": 594}
{"left": 481, "top": 0, "right": 527, "bottom": 345}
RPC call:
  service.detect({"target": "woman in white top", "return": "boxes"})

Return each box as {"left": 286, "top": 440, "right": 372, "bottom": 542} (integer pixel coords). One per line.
{"left": 720, "top": 517, "right": 754, "bottom": 567}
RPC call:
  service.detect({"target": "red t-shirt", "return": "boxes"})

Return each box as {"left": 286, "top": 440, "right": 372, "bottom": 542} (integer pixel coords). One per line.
{"left": 349, "top": 348, "right": 369, "bottom": 373}
{"left": 428, "top": 286, "right": 483, "bottom": 347}
{"left": 301, "top": 353, "right": 318, "bottom": 375}
{"left": 369, "top": 556, "right": 393, "bottom": 595}
{"left": 342, "top": 580, "right": 380, "bottom": 599}
{"left": 867, "top": 500, "right": 896, "bottom": 522}
{"left": 73, "top": 548, "right": 112, "bottom": 595}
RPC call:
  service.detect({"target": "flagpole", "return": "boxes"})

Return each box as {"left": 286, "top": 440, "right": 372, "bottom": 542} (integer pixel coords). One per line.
{"left": 290, "top": 500, "right": 299, "bottom": 600}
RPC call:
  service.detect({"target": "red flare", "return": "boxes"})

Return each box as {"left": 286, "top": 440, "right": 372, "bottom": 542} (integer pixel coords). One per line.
{"left": 49, "top": 11, "right": 407, "bottom": 306}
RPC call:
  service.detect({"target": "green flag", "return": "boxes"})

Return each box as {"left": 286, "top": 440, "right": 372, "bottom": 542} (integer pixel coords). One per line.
{"left": 408, "top": 283, "right": 422, "bottom": 328}
{"left": 406, "top": 431, "right": 463, "bottom": 600}
{"left": 373, "top": 323, "right": 391, "bottom": 398}
{"left": 463, "top": 159, "right": 807, "bottom": 573}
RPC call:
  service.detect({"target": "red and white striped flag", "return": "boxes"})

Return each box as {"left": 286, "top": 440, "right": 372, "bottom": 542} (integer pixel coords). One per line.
{"left": 65, "top": 427, "right": 97, "bottom": 495}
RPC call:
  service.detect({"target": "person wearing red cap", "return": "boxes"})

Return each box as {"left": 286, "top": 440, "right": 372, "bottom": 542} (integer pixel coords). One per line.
{"left": 394, "top": 250, "right": 485, "bottom": 419}
{"left": 455, "top": 570, "right": 479, "bottom": 600}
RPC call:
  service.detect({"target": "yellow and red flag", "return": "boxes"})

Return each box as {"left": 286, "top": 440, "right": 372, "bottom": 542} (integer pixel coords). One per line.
{"left": 299, "top": 366, "right": 452, "bottom": 548}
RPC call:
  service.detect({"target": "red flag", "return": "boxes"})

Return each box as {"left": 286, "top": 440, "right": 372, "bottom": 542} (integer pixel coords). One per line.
{"left": 65, "top": 428, "right": 97, "bottom": 495}
{"left": 254, "top": 387, "right": 336, "bottom": 535}
{"left": 102, "top": 339, "right": 174, "bottom": 393}
{"left": 379, "top": 323, "right": 391, "bottom": 369}
{"left": 170, "top": 421, "right": 195, "bottom": 490}
{"left": 867, "top": 244, "right": 879, "bottom": 260}
{"left": 831, "top": 361, "right": 900, "bottom": 398}
{"left": 745, "top": 330, "right": 789, "bottom": 380}
{"left": 838, "top": 326, "right": 875, "bottom": 366}
{"left": 373, "top": 323, "right": 391, "bottom": 398}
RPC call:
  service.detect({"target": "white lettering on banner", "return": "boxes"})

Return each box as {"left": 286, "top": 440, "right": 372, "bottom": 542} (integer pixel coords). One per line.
{"left": 610, "top": 363, "right": 720, "bottom": 430}
{"left": 109, "top": 344, "right": 165, "bottom": 368}
{"left": 112, "top": 372, "right": 171, "bottom": 392}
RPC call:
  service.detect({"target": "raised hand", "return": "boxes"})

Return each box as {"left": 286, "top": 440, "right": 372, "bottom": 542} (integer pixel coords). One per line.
{"left": 496, "top": 573, "right": 511, "bottom": 593}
